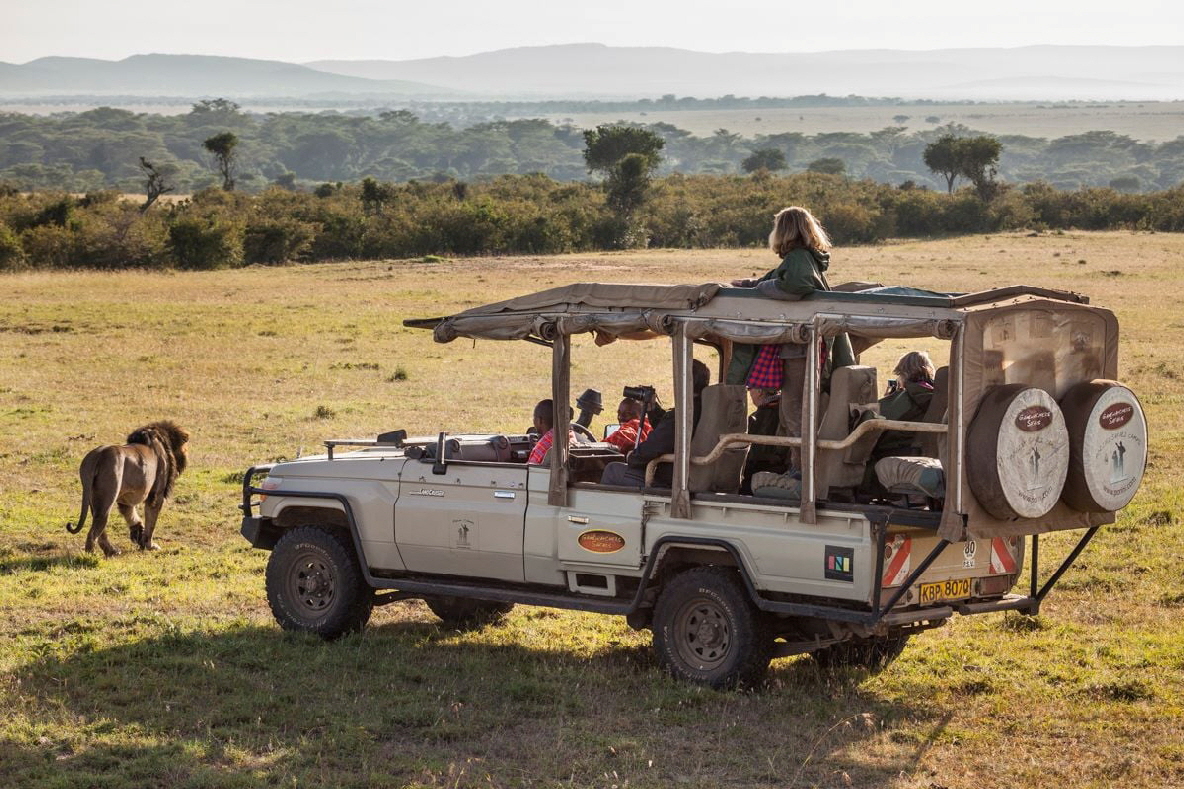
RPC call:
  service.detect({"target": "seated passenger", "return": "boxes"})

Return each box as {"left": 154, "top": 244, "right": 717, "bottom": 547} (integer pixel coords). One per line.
{"left": 873, "top": 351, "right": 936, "bottom": 460}
{"left": 604, "top": 397, "right": 652, "bottom": 453}
{"left": 527, "top": 399, "right": 575, "bottom": 465}
{"left": 600, "top": 360, "right": 710, "bottom": 488}
{"left": 740, "top": 388, "right": 788, "bottom": 495}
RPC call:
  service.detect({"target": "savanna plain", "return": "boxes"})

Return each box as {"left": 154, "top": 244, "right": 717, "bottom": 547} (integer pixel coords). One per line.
{"left": 2, "top": 231, "right": 1182, "bottom": 788}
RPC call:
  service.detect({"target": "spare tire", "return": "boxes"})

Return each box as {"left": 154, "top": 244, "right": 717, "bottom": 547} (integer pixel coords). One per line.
{"left": 967, "top": 385, "right": 1070, "bottom": 520}
{"left": 1059, "top": 380, "right": 1147, "bottom": 512}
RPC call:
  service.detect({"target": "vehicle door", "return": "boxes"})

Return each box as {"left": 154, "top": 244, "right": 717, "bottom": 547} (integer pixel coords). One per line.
{"left": 395, "top": 458, "right": 528, "bottom": 582}
{"left": 524, "top": 466, "right": 646, "bottom": 586}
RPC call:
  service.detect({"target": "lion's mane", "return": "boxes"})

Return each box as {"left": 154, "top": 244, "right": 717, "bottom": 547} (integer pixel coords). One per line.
{"left": 126, "top": 420, "right": 190, "bottom": 506}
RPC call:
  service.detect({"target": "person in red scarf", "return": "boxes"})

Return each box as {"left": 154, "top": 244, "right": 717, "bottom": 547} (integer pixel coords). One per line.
{"left": 527, "top": 399, "right": 574, "bottom": 465}
{"left": 605, "top": 397, "right": 652, "bottom": 453}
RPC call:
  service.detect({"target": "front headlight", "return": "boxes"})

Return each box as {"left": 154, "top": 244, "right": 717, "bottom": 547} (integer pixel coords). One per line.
{"left": 259, "top": 476, "right": 283, "bottom": 502}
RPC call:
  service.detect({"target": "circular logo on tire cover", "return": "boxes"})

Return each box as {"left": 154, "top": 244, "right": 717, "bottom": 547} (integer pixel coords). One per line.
{"left": 1099, "top": 402, "right": 1135, "bottom": 431}
{"left": 1081, "top": 388, "right": 1146, "bottom": 510}
{"left": 1016, "top": 406, "right": 1053, "bottom": 432}
{"left": 995, "top": 388, "right": 1070, "bottom": 519}
{"left": 577, "top": 530, "right": 626, "bottom": 554}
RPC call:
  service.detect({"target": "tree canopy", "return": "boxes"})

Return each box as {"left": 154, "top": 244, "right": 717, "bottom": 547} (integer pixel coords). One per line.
{"left": 203, "top": 131, "right": 239, "bottom": 191}
{"left": 741, "top": 148, "right": 787, "bottom": 173}
{"left": 582, "top": 125, "right": 665, "bottom": 175}
{"left": 923, "top": 134, "right": 1003, "bottom": 195}
{"left": 0, "top": 105, "right": 1179, "bottom": 195}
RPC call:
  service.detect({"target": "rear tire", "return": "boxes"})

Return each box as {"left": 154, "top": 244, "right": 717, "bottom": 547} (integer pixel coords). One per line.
{"left": 425, "top": 596, "right": 514, "bottom": 629}
{"left": 652, "top": 566, "right": 772, "bottom": 689}
{"left": 266, "top": 526, "right": 374, "bottom": 639}
{"left": 812, "top": 633, "right": 910, "bottom": 673}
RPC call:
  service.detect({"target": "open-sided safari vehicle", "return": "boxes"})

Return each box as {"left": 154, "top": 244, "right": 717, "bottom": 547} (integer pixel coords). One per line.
{"left": 240, "top": 281, "right": 1146, "bottom": 688}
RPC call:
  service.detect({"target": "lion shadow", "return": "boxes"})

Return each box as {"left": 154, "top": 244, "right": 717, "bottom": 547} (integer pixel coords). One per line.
{"left": 8, "top": 618, "right": 950, "bottom": 787}
{"left": 0, "top": 551, "right": 100, "bottom": 574}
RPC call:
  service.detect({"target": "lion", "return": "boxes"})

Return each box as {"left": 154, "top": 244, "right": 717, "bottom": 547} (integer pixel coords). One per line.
{"left": 65, "top": 421, "right": 190, "bottom": 556}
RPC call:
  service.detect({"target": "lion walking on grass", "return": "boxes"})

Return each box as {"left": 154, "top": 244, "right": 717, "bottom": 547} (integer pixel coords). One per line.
{"left": 66, "top": 421, "right": 190, "bottom": 556}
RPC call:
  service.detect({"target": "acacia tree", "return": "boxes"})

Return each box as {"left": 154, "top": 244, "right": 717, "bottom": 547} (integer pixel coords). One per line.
{"left": 605, "top": 153, "right": 652, "bottom": 214}
{"left": 807, "top": 157, "right": 846, "bottom": 175}
{"left": 741, "top": 148, "right": 787, "bottom": 173}
{"left": 924, "top": 134, "right": 1003, "bottom": 196}
{"left": 923, "top": 135, "right": 963, "bottom": 192}
{"left": 582, "top": 125, "right": 664, "bottom": 175}
{"left": 583, "top": 125, "right": 664, "bottom": 246}
{"left": 959, "top": 135, "right": 1003, "bottom": 199}
{"left": 191, "top": 98, "right": 241, "bottom": 116}
{"left": 203, "top": 131, "right": 239, "bottom": 191}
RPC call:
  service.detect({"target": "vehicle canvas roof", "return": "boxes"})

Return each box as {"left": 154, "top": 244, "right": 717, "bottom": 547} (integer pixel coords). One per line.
{"left": 406, "top": 281, "right": 1096, "bottom": 348}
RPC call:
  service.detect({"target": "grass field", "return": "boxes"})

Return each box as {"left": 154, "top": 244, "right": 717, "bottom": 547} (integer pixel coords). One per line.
{"left": 2, "top": 231, "right": 1183, "bottom": 788}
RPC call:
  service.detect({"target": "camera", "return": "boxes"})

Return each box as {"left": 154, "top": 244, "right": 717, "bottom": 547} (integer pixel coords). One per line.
{"left": 623, "top": 384, "right": 655, "bottom": 401}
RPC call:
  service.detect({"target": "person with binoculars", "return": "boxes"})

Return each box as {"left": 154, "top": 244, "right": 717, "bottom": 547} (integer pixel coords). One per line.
{"left": 599, "top": 360, "right": 710, "bottom": 488}
{"left": 604, "top": 396, "right": 653, "bottom": 453}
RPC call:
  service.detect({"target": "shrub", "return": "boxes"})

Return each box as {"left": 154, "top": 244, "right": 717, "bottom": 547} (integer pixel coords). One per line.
{"left": 824, "top": 202, "right": 882, "bottom": 244}
{"left": 243, "top": 216, "right": 317, "bottom": 264}
{"left": 988, "top": 187, "right": 1038, "bottom": 231}
{"left": 19, "top": 224, "right": 73, "bottom": 268}
{"left": 168, "top": 215, "right": 244, "bottom": 269}
{"left": 0, "top": 223, "right": 26, "bottom": 271}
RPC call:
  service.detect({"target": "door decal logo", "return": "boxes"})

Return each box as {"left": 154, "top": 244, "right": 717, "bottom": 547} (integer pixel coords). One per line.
{"left": 410, "top": 488, "right": 445, "bottom": 497}
{"left": 453, "top": 519, "right": 473, "bottom": 549}
{"left": 578, "top": 530, "right": 626, "bottom": 554}
{"left": 825, "top": 545, "right": 855, "bottom": 582}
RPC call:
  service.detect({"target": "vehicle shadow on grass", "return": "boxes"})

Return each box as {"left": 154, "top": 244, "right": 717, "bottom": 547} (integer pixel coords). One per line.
{"left": 9, "top": 623, "right": 943, "bottom": 788}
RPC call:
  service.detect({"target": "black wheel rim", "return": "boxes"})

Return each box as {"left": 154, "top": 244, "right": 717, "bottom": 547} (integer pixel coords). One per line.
{"left": 672, "top": 596, "right": 731, "bottom": 670}
{"left": 287, "top": 550, "right": 335, "bottom": 618}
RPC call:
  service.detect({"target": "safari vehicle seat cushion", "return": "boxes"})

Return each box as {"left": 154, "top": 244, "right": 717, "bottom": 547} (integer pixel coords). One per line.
{"left": 688, "top": 384, "right": 749, "bottom": 494}
{"left": 875, "top": 456, "right": 946, "bottom": 500}
{"left": 813, "top": 365, "right": 879, "bottom": 498}
{"left": 420, "top": 435, "right": 514, "bottom": 463}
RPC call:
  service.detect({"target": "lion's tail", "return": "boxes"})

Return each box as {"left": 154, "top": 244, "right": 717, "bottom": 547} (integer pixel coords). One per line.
{"left": 65, "top": 450, "right": 98, "bottom": 534}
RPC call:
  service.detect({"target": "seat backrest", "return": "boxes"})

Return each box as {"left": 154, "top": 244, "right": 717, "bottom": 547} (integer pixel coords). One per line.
{"left": 813, "top": 365, "right": 879, "bottom": 498}
{"left": 917, "top": 366, "right": 949, "bottom": 457}
{"left": 688, "top": 384, "right": 750, "bottom": 494}
{"left": 818, "top": 365, "right": 879, "bottom": 440}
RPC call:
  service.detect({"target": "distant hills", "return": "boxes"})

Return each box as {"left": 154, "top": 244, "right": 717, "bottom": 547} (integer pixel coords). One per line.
{"left": 1, "top": 45, "right": 1182, "bottom": 102}
{"left": 306, "top": 44, "right": 1184, "bottom": 101}
{"left": 0, "top": 54, "right": 454, "bottom": 97}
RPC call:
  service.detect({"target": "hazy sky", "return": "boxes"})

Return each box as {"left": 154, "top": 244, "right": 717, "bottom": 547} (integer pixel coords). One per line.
{"left": 4, "top": 0, "right": 1182, "bottom": 63}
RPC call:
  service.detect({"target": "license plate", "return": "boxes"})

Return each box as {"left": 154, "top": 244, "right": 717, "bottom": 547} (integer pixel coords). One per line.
{"left": 919, "top": 578, "right": 971, "bottom": 604}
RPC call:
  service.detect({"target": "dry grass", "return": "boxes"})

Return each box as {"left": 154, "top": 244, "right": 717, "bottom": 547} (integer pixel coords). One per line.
{"left": 1, "top": 231, "right": 1183, "bottom": 788}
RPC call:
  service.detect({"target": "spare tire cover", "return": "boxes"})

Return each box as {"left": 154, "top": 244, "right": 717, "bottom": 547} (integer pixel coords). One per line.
{"left": 1059, "top": 380, "right": 1147, "bottom": 512}
{"left": 967, "top": 384, "right": 1070, "bottom": 520}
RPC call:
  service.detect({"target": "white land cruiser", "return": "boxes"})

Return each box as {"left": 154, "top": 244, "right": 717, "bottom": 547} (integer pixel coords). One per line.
{"left": 240, "top": 282, "right": 1146, "bottom": 688}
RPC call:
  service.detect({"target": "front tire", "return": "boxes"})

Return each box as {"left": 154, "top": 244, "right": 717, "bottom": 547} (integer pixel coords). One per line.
{"left": 652, "top": 566, "right": 772, "bottom": 689}
{"left": 266, "top": 526, "right": 374, "bottom": 639}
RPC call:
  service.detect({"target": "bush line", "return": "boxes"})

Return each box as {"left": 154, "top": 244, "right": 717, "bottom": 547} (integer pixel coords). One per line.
{"left": 2, "top": 172, "right": 1182, "bottom": 271}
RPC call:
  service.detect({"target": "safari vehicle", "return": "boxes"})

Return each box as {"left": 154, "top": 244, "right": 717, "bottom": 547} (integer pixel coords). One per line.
{"left": 239, "top": 282, "right": 1147, "bottom": 688}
